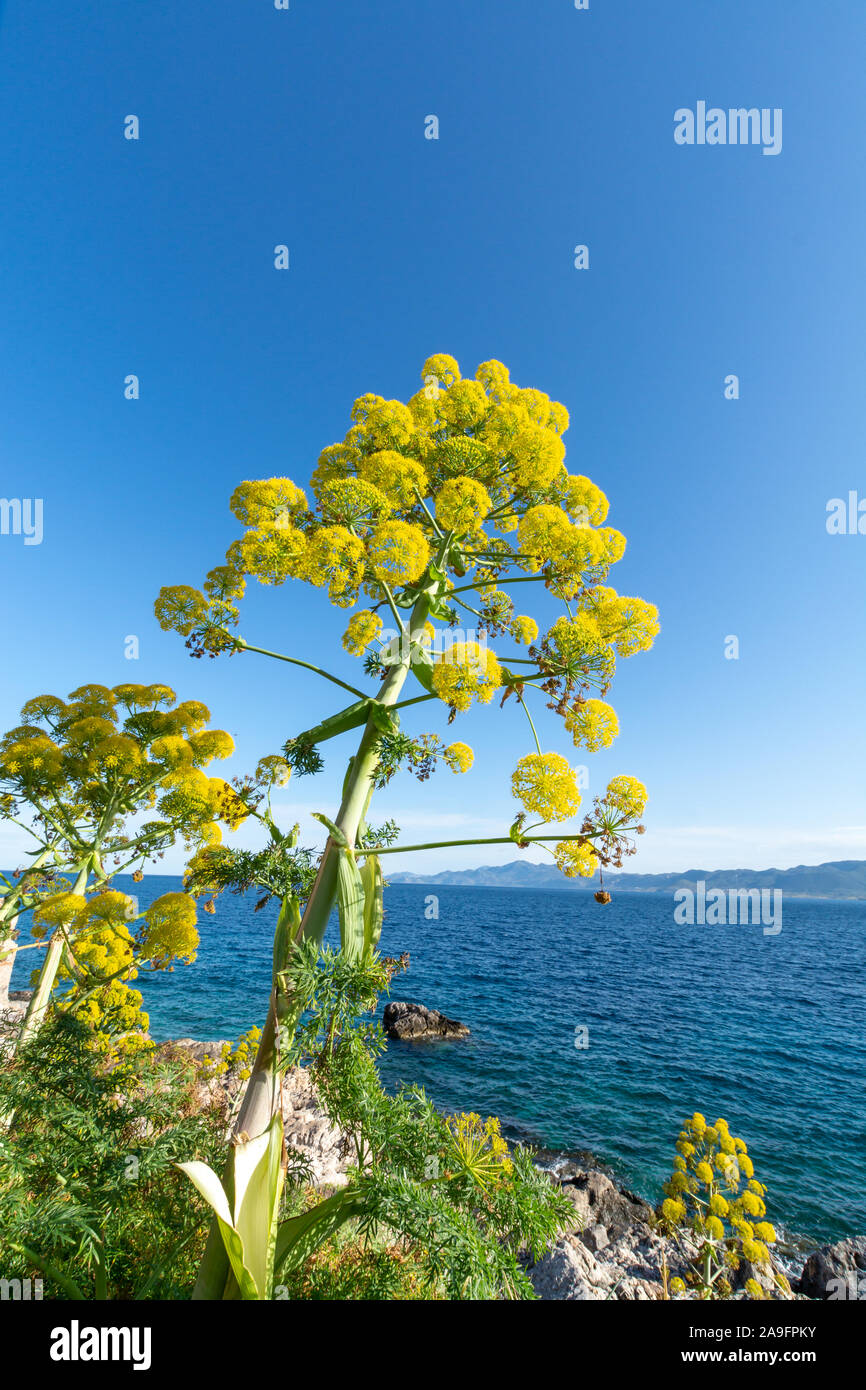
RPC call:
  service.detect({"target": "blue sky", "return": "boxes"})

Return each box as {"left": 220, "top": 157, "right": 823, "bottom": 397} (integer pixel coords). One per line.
{"left": 1, "top": 0, "right": 864, "bottom": 875}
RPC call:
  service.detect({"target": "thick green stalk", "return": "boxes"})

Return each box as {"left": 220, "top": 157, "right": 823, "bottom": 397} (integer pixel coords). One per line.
{"left": 16, "top": 863, "right": 89, "bottom": 1048}
{"left": 193, "top": 598, "right": 430, "bottom": 1299}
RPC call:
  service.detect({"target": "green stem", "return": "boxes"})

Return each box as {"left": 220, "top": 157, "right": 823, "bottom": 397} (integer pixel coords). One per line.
{"left": 361, "top": 832, "right": 600, "bottom": 855}
{"left": 370, "top": 575, "right": 409, "bottom": 636}
{"left": 16, "top": 862, "right": 90, "bottom": 1048}
{"left": 449, "top": 595, "right": 486, "bottom": 621}
{"left": 12, "top": 1246, "right": 86, "bottom": 1302}
{"left": 516, "top": 691, "right": 542, "bottom": 755}
{"left": 447, "top": 575, "right": 543, "bottom": 597}
{"left": 235, "top": 639, "right": 367, "bottom": 700}
{"left": 412, "top": 486, "right": 444, "bottom": 539}
{"left": 392, "top": 692, "right": 436, "bottom": 712}
{"left": 193, "top": 591, "right": 433, "bottom": 1301}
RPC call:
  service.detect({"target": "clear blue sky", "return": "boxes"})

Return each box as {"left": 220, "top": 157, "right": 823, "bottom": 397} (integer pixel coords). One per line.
{"left": 1, "top": 0, "right": 864, "bottom": 875}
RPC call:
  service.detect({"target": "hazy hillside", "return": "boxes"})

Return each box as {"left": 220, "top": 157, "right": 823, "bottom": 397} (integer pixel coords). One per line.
{"left": 387, "top": 859, "right": 866, "bottom": 899}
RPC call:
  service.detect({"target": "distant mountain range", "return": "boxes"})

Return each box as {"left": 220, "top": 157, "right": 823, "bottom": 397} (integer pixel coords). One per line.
{"left": 387, "top": 859, "right": 866, "bottom": 899}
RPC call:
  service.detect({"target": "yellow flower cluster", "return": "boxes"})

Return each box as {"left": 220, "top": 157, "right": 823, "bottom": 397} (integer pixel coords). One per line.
{"left": 561, "top": 474, "right": 609, "bottom": 527}
{"left": 229, "top": 478, "right": 307, "bottom": 527}
{"left": 430, "top": 642, "right": 502, "bottom": 712}
{"left": 255, "top": 754, "right": 292, "bottom": 787}
{"left": 510, "top": 615, "right": 537, "bottom": 645}
{"left": 63, "top": 891, "right": 137, "bottom": 978}
{"left": 434, "top": 476, "right": 492, "bottom": 534}
{"left": 306, "top": 525, "right": 366, "bottom": 606}
{"left": 200, "top": 1025, "right": 263, "bottom": 1082}
{"left": 357, "top": 449, "right": 428, "bottom": 508}
{"left": 443, "top": 742, "right": 474, "bottom": 773}
{"left": 143, "top": 356, "right": 659, "bottom": 875}
{"left": 544, "top": 613, "right": 617, "bottom": 683}
{"left": 225, "top": 522, "right": 308, "bottom": 588}
{"left": 366, "top": 520, "right": 430, "bottom": 587}
{"left": 511, "top": 752, "right": 582, "bottom": 821}
{"left": 203, "top": 356, "right": 579, "bottom": 621}
{"left": 553, "top": 840, "right": 598, "bottom": 878}
{"left": 342, "top": 609, "right": 383, "bottom": 656}
{"left": 318, "top": 478, "right": 392, "bottom": 527}
{"left": 140, "top": 892, "right": 199, "bottom": 966}
{"left": 585, "top": 587, "right": 660, "bottom": 657}
{"left": 29, "top": 888, "right": 199, "bottom": 1049}
{"left": 33, "top": 888, "right": 198, "bottom": 975}
{"left": 564, "top": 698, "right": 619, "bottom": 752}
{"left": 446, "top": 1111, "right": 514, "bottom": 1187}
{"left": 1, "top": 686, "right": 233, "bottom": 844}
{"left": 75, "top": 978, "right": 152, "bottom": 1058}
{"left": 604, "top": 775, "right": 648, "bottom": 820}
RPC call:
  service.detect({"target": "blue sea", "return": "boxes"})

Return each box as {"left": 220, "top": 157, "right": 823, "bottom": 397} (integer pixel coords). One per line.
{"left": 11, "top": 878, "right": 865, "bottom": 1248}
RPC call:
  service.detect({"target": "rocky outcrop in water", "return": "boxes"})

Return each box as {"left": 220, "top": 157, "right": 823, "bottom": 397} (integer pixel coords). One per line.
{"left": 382, "top": 1000, "right": 469, "bottom": 1040}
{"left": 797, "top": 1235, "right": 866, "bottom": 1300}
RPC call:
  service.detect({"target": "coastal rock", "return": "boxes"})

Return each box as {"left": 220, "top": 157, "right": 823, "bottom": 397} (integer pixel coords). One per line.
{"left": 530, "top": 1167, "right": 799, "bottom": 1302}
{"left": 526, "top": 1164, "right": 687, "bottom": 1300}
{"left": 581, "top": 1223, "right": 610, "bottom": 1253}
{"left": 797, "top": 1235, "right": 866, "bottom": 1300}
{"left": 382, "top": 1000, "right": 469, "bottom": 1040}
{"left": 560, "top": 1166, "right": 654, "bottom": 1237}
{"left": 529, "top": 1223, "right": 689, "bottom": 1301}
{"left": 528, "top": 1238, "right": 602, "bottom": 1300}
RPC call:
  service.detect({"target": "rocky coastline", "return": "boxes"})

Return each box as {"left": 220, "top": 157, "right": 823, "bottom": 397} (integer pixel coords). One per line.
{"left": 166, "top": 1035, "right": 865, "bottom": 1302}
{"left": 2, "top": 993, "right": 862, "bottom": 1301}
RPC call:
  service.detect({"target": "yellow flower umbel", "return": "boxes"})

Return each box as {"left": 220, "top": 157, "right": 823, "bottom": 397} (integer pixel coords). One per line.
{"left": 366, "top": 520, "right": 430, "bottom": 587}
{"left": 443, "top": 742, "right": 474, "bottom": 773}
{"left": 445, "top": 1112, "right": 514, "bottom": 1190}
{"left": 430, "top": 642, "right": 502, "bottom": 713}
{"left": 542, "top": 613, "right": 616, "bottom": 685}
{"left": 306, "top": 526, "right": 366, "bottom": 607}
{"left": 316, "top": 478, "right": 392, "bottom": 527}
{"left": 28, "top": 885, "right": 200, "bottom": 1055}
{"left": 553, "top": 840, "right": 598, "bottom": 878}
{"left": 342, "top": 610, "right": 383, "bottom": 656}
{"left": 434, "top": 476, "right": 492, "bottom": 535}
{"left": 564, "top": 698, "right": 619, "bottom": 752}
{"left": 511, "top": 752, "right": 582, "bottom": 821}
{"left": 562, "top": 474, "right": 609, "bottom": 527}
{"left": 585, "top": 587, "right": 660, "bottom": 657}
{"left": 358, "top": 450, "right": 428, "bottom": 509}
{"left": 140, "top": 892, "right": 199, "bottom": 967}
{"left": 509, "top": 615, "right": 538, "bottom": 645}
{"left": 604, "top": 775, "right": 648, "bottom": 821}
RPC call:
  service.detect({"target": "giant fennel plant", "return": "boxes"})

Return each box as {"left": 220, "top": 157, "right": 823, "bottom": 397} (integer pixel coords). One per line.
{"left": 0, "top": 681, "right": 242, "bottom": 1052}
{"left": 153, "top": 353, "right": 659, "bottom": 1298}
